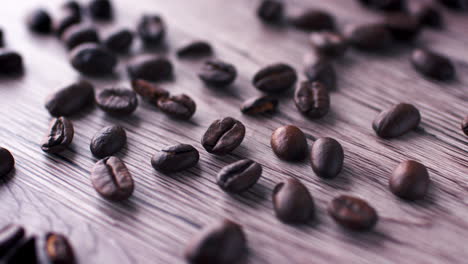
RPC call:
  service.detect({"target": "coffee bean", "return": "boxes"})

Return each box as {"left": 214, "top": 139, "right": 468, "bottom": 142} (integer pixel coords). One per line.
{"left": 294, "top": 81, "right": 330, "bottom": 118}
{"left": 328, "top": 195, "right": 378, "bottom": 231}
{"left": 157, "top": 94, "right": 196, "bottom": 120}
{"left": 41, "top": 117, "right": 74, "bottom": 154}
{"left": 411, "top": 49, "right": 455, "bottom": 81}
{"left": 131, "top": 79, "right": 169, "bottom": 101}
{"left": 289, "top": 9, "right": 335, "bottom": 31}
{"left": 198, "top": 60, "right": 237, "bottom": 87}
{"left": 241, "top": 96, "right": 278, "bottom": 115}
{"left": 45, "top": 80, "right": 95, "bottom": 117}
{"left": 177, "top": 41, "right": 213, "bottom": 58}
{"left": 310, "top": 137, "right": 344, "bottom": 179}
{"left": 127, "top": 56, "right": 173, "bottom": 82}
{"left": 0, "top": 224, "right": 24, "bottom": 257}
{"left": 383, "top": 13, "right": 421, "bottom": 41}
{"left": 151, "top": 144, "right": 199, "bottom": 173}
{"left": 88, "top": 0, "right": 113, "bottom": 20}
{"left": 96, "top": 88, "right": 138, "bottom": 116}
{"left": 184, "top": 219, "right": 246, "bottom": 264}
{"left": 0, "top": 148, "right": 14, "bottom": 178}
{"left": 309, "top": 31, "right": 348, "bottom": 58}
{"left": 304, "top": 60, "right": 336, "bottom": 90}
{"left": 70, "top": 43, "right": 117, "bottom": 76}
{"left": 137, "top": 15, "right": 165, "bottom": 46}
{"left": 461, "top": 116, "right": 468, "bottom": 136}
{"left": 54, "top": 10, "right": 81, "bottom": 37}
{"left": 91, "top": 156, "right": 134, "bottom": 201}
{"left": 27, "top": 9, "right": 52, "bottom": 34}
{"left": 390, "top": 160, "right": 430, "bottom": 200}
{"left": 63, "top": 1, "right": 82, "bottom": 18}
{"left": 373, "top": 103, "right": 421, "bottom": 138}
{"left": 62, "top": 25, "right": 99, "bottom": 50}
{"left": 90, "top": 125, "right": 127, "bottom": 159}
{"left": 2, "top": 236, "right": 37, "bottom": 264}
{"left": 253, "top": 63, "right": 297, "bottom": 93}
{"left": 273, "top": 178, "right": 314, "bottom": 223}
{"left": 44, "top": 233, "right": 76, "bottom": 264}
{"left": 257, "top": 0, "right": 284, "bottom": 23}
{"left": 408, "top": 1, "right": 443, "bottom": 28}
{"left": 217, "top": 159, "right": 262, "bottom": 193}
{"left": 438, "top": 0, "right": 468, "bottom": 10}
{"left": 271, "top": 125, "right": 308, "bottom": 161}
{"left": 0, "top": 50, "right": 23, "bottom": 74}
{"left": 104, "top": 29, "right": 134, "bottom": 53}
{"left": 344, "top": 24, "right": 392, "bottom": 51}
{"left": 357, "top": 0, "right": 404, "bottom": 11}
{"left": 202, "top": 117, "right": 246, "bottom": 155}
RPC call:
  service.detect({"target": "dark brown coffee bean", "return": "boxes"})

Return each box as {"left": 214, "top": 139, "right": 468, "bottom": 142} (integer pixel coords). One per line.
{"left": 217, "top": 159, "right": 262, "bottom": 193}
{"left": 273, "top": 178, "right": 314, "bottom": 223}
{"left": 45, "top": 80, "right": 95, "bottom": 117}
{"left": 253, "top": 63, "right": 297, "bottom": 93}
{"left": 137, "top": 15, "right": 165, "bottom": 46}
{"left": 328, "top": 195, "right": 378, "bottom": 231}
{"left": 408, "top": 1, "right": 443, "bottom": 28}
{"left": 289, "top": 9, "right": 335, "bottom": 31}
{"left": 304, "top": 60, "right": 336, "bottom": 90}
{"left": 62, "top": 25, "right": 99, "bottom": 50}
{"left": 104, "top": 29, "right": 133, "bottom": 53}
{"left": 198, "top": 60, "right": 237, "bottom": 87}
{"left": 41, "top": 117, "right": 74, "bottom": 154}
{"left": 438, "top": 0, "right": 468, "bottom": 10}
{"left": 309, "top": 31, "right": 348, "bottom": 58}
{"left": 294, "top": 81, "right": 330, "bottom": 118}
{"left": 95, "top": 88, "right": 138, "bottom": 116}
{"left": 177, "top": 41, "right": 213, "bottom": 58}
{"left": 390, "top": 160, "right": 430, "bottom": 200}
{"left": 127, "top": 56, "right": 173, "bottom": 82}
{"left": 411, "top": 49, "right": 455, "bottom": 81}
{"left": 373, "top": 103, "right": 421, "bottom": 138}
{"left": 88, "top": 0, "right": 113, "bottom": 20}
{"left": 2, "top": 236, "right": 37, "bottom": 264}
{"left": 45, "top": 233, "right": 76, "bottom": 264}
{"left": 0, "top": 148, "right": 14, "bottom": 178}
{"left": 310, "top": 137, "right": 344, "bottom": 179}
{"left": 54, "top": 10, "right": 81, "bottom": 37}
{"left": 151, "top": 144, "right": 199, "bottom": 173}
{"left": 461, "top": 116, "right": 468, "bottom": 136}
{"left": 157, "top": 94, "right": 196, "bottom": 120}
{"left": 257, "top": 0, "right": 284, "bottom": 23}
{"left": 202, "top": 117, "right": 246, "bottom": 155}
{"left": 90, "top": 125, "right": 126, "bottom": 159}
{"left": 70, "top": 43, "right": 117, "bottom": 76}
{"left": 344, "top": 24, "right": 393, "bottom": 51}
{"left": 185, "top": 219, "right": 246, "bottom": 264}
{"left": 131, "top": 79, "right": 169, "bottom": 101}
{"left": 0, "top": 50, "right": 23, "bottom": 74}
{"left": 91, "top": 156, "right": 134, "bottom": 201}
{"left": 27, "top": 9, "right": 52, "bottom": 34}
{"left": 383, "top": 13, "right": 421, "bottom": 41}
{"left": 63, "top": 1, "right": 81, "bottom": 18}
{"left": 357, "top": 0, "right": 404, "bottom": 11}
{"left": 241, "top": 96, "right": 278, "bottom": 115}
{"left": 0, "top": 224, "right": 24, "bottom": 257}
{"left": 271, "top": 125, "right": 308, "bottom": 161}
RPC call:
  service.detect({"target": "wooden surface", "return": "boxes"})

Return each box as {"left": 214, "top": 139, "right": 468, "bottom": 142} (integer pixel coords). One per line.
{"left": 1, "top": 0, "right": 467, "bottom": 263}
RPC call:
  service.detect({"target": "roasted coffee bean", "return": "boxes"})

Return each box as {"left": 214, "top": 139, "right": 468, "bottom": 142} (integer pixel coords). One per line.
{"left": 63, "top": 1, "right": 82, "bottom": 18}
{"left": 271, "top": 125, "right": 308, "bottom": 161}
{"left": 0, "top": 50, "right": 23, "bottom": 74}
{"left": 408, "top": 1, "right": 443, "bottom": 28}
{"left": 45, "top": 233, "right": 76, "bottom": 264}
{"left": 151, "top": 144, "right": 199, "bottom": 173}
{"left": 241, "top": 96, "right": 278, "bottom": 115}
{"left": 91, "top": 156, "right": 134, "bottom": 201}
{"left": 438, "top": 0, "right": 468, "bottom": 10}
{"left": 289, "top": 9, "right": 335, "bottom": 31}
{"left": 127, "top": 56, "right": 173, "bottom": 82}
{"left": 54, "top": 10, "right": 81, "bottom": 37}
{"left": 310, "top": 137, "right": 344, "bottom": 179}
{"left": 137, "top": 15, "right": 165, "bottom": 46}
{"left": 304, "top": 60, "right": 336, "bottom": 90}
{"left": 88, "top": 0, "right": 113, "bottom": 20}
{"left": 390, "top": 160, "right": 430, "bottom": 200}
{"left": 41, "top": 117, "right": 74, "bottom": 154}
{"left": 62, "top": 25, "right": 99, "bottom": 50}
{"left": 294, "top": 81, "right": 330, "bottom": 118}
{"left": 131, "top": 79, "right": 169, "bottom": 101}
{"left": 411, "top": 49, "right": 455, "bottom": 81}
{"left": 0, "top": 224, "right": 24, "bottom": 257}
{"left": 253, "top": 63, "right": 297, "bottom": 93}
{"left": 27, "top": 9, "right": 52, "bottom": 34}
{"left": 95, "top": 88, "right": 138, "bottom": 116}
{"left": 45, "top": 80, "right": 95, "bottom": 117}
{"left": 383, "top": 13, "right": 421, "bottom": 41}
{"left": 309, "top": 31, "right": 348, "bottom": 58}
{"left": 70, "top": 44, "right": 117, "bottom": 76}
{"left": 2, "top": 236, "right": 37, "bottom": 264}
{"left": 177, "top": 41, "right": 213, "bottom": 58}
{"left": 104, "top": 29, "right": 133, "bottom": 53}
{"left": 0, "top": 148, "right": 15, "bottom": 178}
{"left": 198, "top": 60, "right": 237, "bottom": 87}
{"left": 202, "top": 117, "right": 246, "bottom": 155}
{"left": 357, "top": 0, "right": 404, "bottom": 11}
{"left": 462, "top": 116, "right": 468, "bottom": 136}
{"left": 273, "top": 178, "right": 314, "bottom": 223}
{"left": 344, "top": 24, "right": 392, "bottom": 51}
{"left": 157, "top": 94, "right": 196, "bottom": 120}
{"left": 373, "top": 103, "right": 421, "bottom": 138}
{"left": 257, "top": 0, "right": 283, "bottom": 23}
{"left": 217, "top": 159, "right": 262, "bottom": 193}
{"left": 90, "top": 125, "right": 127, "bottom": 159}
{"left": 328, "top": 195, "right": 378, "bottom": 231}
{"left": 184, "top": 219, "right": 246, "bottom": 264}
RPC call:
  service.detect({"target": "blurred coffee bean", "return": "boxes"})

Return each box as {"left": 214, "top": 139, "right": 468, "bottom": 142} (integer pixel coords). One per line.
{"left": 151, "top": 144, "right": 199, "bottom": 173}
{"left": 257, "top": 0, "right": 284, "bottom": 23}
{"left": 0, "top": 224, "right": 24, "bottom": 257}
{"left": 217, "top": 159, "right": 262, "bottom": 193}
{"left": 408, "top": 1, "right": 443, "bottom": 28}
{"left": 95, "top": 88, "right": 138, "bottom": 116}
{"left": 157, "top": 94, "right": 196, "bottom": 120}
{"left": 462, "top": 116, "right": 468, "bottom": 136}
{"left": 104, "top": 29, "right": 133, "bottom": 53}
{"left": 27, "top": 9, "right": 52, "bottom": 34}
{"left": 411, "top": 49, "right": 455, "bottom": 80}
{"left": 373, "top": 103, "right": 421, "bottom": 138}
{"left": 289, "top": 9, "right": 335, "bottom": 31}
{"left": 177, "top": 41, "right": 213, "bottom": 58}
{"left": 309, "top": 31, "right": 348, "bottom": 58}
{"left": 273, "top": 178, "right": 314, "bottom": 223}
{"left": 70, "top": 43, "right": 117, "bottom": 76}
{"left": 253, "top": 63, "right": 297, "bottom": 93}
{"left": 127, "top": 56, "right": 173, "bottom": 82}
{"left": 344, "top": 24, "right": 393, "bottom": 51}
{"left": 90, "top": 125, "right": 127, "bottom": 158}
{"left": 390, "top": 160, "right": 430, "bottom": 200}
{"left": 383, "top": 13, "right": 421, "bottom": 41}
{"left": 328, "top": 195, "right": 378, "bottom": 231}
{"left": 241, "top": 96, "right": 278, "bottom": 115}
{"left": 131, "top": 79, "right": 169, "bottom": 101}
{"left": 62, "top": 25, "right": 99, "bottom": 50}
{"left": 137, "top": 15, "right": 165, "bottom": 46}
{"left": 45, "top": 80, "right": 95, "bottom": 117}
{"left": 310, "top": 137, "right": 344, "bottom": 179}
{"left": 54, "top": 9, "right": 81, "bottom": 37}
{"left": 41, "top": 117, "right": 74, "bottom": 154}
{"left": 198, "top": 60, "right": 237, "bottom": 87}
{"left": 44, "top": 233, "right": 76, "bottom": 264}
{"left": 438, "top": 0, "right": 468, "bottom": 10}
{"left": 91, "top": 156, "right": 134, "bottom": 201}
{"left": 202, "top": 117, "right": 246, "bottom": 155}
{"left": 271, "top": 125, "right": 308, "bottom": 161}
{"left": 304, "top": 60, "right": 336, "bottom": 90}
{"left": 62, "top": 1, "right": 82, "bottom": 18}
{"left": 0, "top": 50, "right": 23, "bottom": 75}
{"left": 88, "top": 0, "right": 113, "bottom": 20}
{"left": 294, "top": 81, "right": 330, "bottom": 118}
{"left": 2, "top": 237, "right": 37, "bottom": 264}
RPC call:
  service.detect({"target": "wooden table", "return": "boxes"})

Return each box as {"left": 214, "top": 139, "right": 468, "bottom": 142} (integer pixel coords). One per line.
{"left": 1, "top": 0, "right": 467, "bottom": 263}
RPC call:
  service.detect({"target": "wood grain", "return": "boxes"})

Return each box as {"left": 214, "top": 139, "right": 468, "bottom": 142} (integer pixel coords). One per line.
{"left": 0, "top": 0, "right": 467, "bottom": 263}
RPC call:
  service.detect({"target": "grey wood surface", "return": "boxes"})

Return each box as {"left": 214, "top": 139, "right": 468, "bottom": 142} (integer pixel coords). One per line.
{"left": 0, "top": 0, "right": 467, "bottom": 263}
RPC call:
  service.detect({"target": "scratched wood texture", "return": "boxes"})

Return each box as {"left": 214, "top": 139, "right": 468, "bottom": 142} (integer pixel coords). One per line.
{"left": 0, "top": 0, "right": 467, "bottom": 263}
